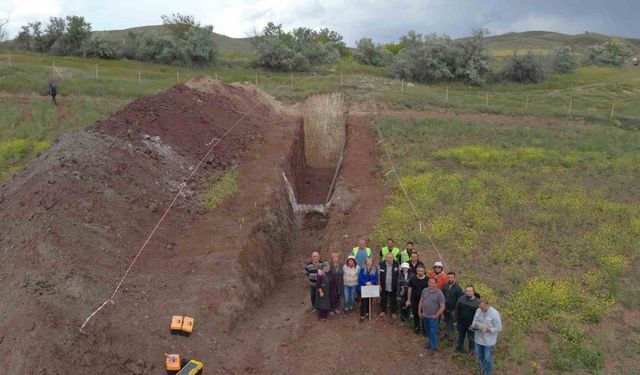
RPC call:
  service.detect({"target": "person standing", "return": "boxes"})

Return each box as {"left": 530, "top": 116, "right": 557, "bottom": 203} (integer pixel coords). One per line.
{"left": 378, "top": 252, "right": 399, "bottom": 319}
{"left": 329, "top": 252, "right": 343, "bottom": 315}
{"left": 351, "top": 238, "right": 371, "bottom": 269}
{"left": 443, "top": 272, "right": 463, "bottom": 343}
{"left": 358, "top": 257, "right": 379, "bottom": 322}
{"left": 471, "top": 299, "right": 502, "bottom": 375}
{"left": 304, "top": 252, "right": 322, "bottom": 311}
{"left": 315, "top": 263, "right": 333, "bottom": 321}
{"left": 428, "top": 261, "right": 448, "bottom": 291}
{"left": 405, "top": 264, "right": 429, "bottom": 334}
{"left": 397, "top": 262, "right": 412, "bottom": 322}
{"left": 379, "top": 238, "right": 401, "bottom": 263}
{"left": 48, "top": 82, "right": 57, "bottom": 106}
{"left": 408, "top": 251, "right": 424, "bottom": 276}
{"left": 454, "top": 285, "right": 480, "bottom": 353}
{"left": 418, "top": 278, "right": 445, "bottom": 353}
{"left": 342, "top": 255, "right": 360, "bottom": 315}
{"left": 399, "top": 241, "right": 415, "bottom": 263}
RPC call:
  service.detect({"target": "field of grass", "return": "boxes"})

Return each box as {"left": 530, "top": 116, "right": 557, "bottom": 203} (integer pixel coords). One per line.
{"left": 1, "top": 48, "right": 639, "bottom": 182}
{"left": 372, "top": 115, "right": 640, "bottom": 373}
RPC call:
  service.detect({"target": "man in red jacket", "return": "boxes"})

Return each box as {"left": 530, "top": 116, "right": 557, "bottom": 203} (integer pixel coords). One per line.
{"left": 428, "top": 261, "right": 448, "bottom": 291}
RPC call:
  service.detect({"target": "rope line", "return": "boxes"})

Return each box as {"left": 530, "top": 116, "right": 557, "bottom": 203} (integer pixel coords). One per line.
{"left": 372, "top": 115, "right": 450, "bottom": 271}
{"left": 80, "top": 79, "right": 293, "bottom": 332}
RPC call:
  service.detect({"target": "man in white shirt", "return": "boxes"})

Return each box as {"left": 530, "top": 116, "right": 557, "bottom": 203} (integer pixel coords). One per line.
{"left": 471, "top": 299, "right": 502, "bottom": 375}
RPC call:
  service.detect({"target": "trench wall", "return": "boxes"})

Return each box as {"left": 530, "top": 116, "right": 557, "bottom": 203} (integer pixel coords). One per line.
{"left": 302, "top": 92, "right": 347, "bottom": 168}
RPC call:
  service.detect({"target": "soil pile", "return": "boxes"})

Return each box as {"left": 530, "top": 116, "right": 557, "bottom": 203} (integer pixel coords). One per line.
{"left": 0, "top": 82, "right": 296, "bottom": 374}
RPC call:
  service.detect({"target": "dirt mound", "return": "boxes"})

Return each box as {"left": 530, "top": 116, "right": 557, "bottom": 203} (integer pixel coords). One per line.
{"left": 185, "top": 76, "right": 283, "bottom": 113}
{"left": 0, "top": 82, "right": 301, "bottom": 374}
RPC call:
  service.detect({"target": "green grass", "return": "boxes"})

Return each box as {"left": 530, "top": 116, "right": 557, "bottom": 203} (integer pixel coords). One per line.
{"left": 372, "top": 116, "right": 640, "bottom": 372}
{"left": 201, "top": 168, "right": 238, "bottom": 209}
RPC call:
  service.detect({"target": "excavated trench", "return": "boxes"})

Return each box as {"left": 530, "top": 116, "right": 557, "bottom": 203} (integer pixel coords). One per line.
{"left": 284, "top": 92, "right": 347, "bottom": 214}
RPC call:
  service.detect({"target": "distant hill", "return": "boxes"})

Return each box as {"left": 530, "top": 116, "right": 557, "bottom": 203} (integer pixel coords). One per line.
{"left": 89, "top": 27, "right": 640, "bottom": 57}
{"left": 476, "top": 31, "right": 640, "bottom": 54}
{"left": 91, "top": 25, "right": 255, "bottom": 55}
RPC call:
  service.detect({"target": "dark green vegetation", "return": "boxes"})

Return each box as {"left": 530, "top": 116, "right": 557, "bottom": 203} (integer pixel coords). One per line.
{"left": 373, "top": 116, "right": 640, "bottom": 373}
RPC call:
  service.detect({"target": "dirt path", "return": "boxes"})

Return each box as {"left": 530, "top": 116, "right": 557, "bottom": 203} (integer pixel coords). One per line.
{"left": 208, "top": 114, "right": 467, "bottom": 374}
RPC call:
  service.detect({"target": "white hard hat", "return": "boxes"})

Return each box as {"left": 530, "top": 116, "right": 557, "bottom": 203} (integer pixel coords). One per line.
{"left": 433, "top": 261, "right": 444, "bottom": 267}
{"left": 400, "top": 262, "right": 410, "bottom": 269}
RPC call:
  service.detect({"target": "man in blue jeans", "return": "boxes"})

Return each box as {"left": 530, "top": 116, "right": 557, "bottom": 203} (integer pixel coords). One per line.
{"left": 418, "top": 277, "right": 445, "bottom": 354}
{"left": 471, "top": 299, "right": 502, "bottom": 375}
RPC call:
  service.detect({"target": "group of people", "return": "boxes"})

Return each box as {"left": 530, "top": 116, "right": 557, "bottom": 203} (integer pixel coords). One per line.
{"left": 305, "top": 238, "right": 502, "bottom": 375}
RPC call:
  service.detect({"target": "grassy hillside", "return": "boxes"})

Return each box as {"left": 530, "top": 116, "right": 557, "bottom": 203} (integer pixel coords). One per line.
{"left": 1, "top": 48, "right": 639, "bottom": 182}
{"left": 91, "top": 25, "right": 256, "bottom": 55}
{"left": 374, "top": 114, "right": 640, "bottom": 374}
{"left": 481, "top": 31, "right": 640, "bottom": 56}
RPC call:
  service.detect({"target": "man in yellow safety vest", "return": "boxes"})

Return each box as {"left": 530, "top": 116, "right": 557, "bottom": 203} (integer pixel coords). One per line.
{"left": 380, "top": 238, "right": 401, "bottom": 263}
{"left": 351, "top": 238, "right": 371, "bottom": 268}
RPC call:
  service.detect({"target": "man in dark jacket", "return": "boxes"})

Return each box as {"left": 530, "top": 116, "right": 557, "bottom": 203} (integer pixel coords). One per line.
{"left": 443, "top": 272, "right": 464, "bottom": 343}
{"left": 378, "top": 252, "right": 399, "bottom": 318}
{"left": 454, "top": 284, "right": 480, "bottom": 353}
{"left": 48, "top": 82, "right": 57, "bottom": 106}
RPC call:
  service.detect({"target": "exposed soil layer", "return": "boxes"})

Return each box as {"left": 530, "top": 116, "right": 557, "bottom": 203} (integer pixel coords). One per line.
{"left": 0, "top": 82, "right": 302, "bottom": 374}
{"left": 295, "top": 166, "right": 334, "bottom": 204}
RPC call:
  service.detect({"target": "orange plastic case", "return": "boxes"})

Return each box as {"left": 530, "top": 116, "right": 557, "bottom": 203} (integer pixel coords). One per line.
{"left": 171, "top": 316, "right": 184, "bottom": 331}
{"left": 182, "top": 316, "right": 194, "bottom": 333}
{"left": 166, "top": 354, "right": 181, "bottom": 371}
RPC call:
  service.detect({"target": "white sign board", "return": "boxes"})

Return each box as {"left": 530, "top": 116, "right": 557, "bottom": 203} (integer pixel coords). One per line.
{"left": 361, "top": 285, "right": 380, "bottom": 299}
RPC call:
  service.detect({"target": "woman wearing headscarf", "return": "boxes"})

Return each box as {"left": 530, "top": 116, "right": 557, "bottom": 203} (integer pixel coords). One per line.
{"left": 315, "top": 262, "right": 332, "bottom": 320}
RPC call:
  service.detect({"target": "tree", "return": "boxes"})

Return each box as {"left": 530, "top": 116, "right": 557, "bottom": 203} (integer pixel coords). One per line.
{"left": 85, "top": 38, "right": 114, "bottom": 59}
{"left": 390, "top": 32, "right": 456, "bottom": 83}
{"left": 136, "top": 33, "right": 178, "bottom": 64}
{"left": 180, "top": 25, "right": 218, "bottom": 66}
{"left": 161, "top": 13, "right": 200, "bottom": 40}
{"left": 64, "top": 15, "right": 92, "bottom": 54}
{"left": 0, "top": 18, "right": 8, "bottom": 42}
{"left": 354, "top": 37, "right": 393, "bottom": 67}
{"left": 548, "top": 46, "right": 577, "bottom": 73}
{"left": 453, "top": 28, "right": 492, "bottom": 85}
{"left": 15, "top": 21, "right": 47, "bottom": 52}
{"left": 44, "top": 17, "right": 66, "bottom": 51}
{"left": 502, "top": 52, "right": 545, "bottom": 83}
{"left": 585, "top": 40, "right": 632, "bottom": 67}
{"left": 253, "top": 22, "right": 341, "bottom": 71}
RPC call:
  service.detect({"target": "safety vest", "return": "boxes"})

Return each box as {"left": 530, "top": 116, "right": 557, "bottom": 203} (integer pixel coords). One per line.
{"left": 381, "top": 246, "right": 401, "bottom": 261}
{"left": 352, "top": 247, "right": 372, "bottom": 257}
{"left": 400, "top": 249, "right": 411, "bottom": 263}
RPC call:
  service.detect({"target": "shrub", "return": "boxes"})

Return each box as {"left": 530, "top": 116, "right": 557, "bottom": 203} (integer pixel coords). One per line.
{"left": 390, "top": 32, "right": 456, "bottom": 83}
{"left": 547, "top": 46, "right": 578, "bottom": 74}
{"left": 501, "top": 52, "right": 545, "bottom": 83}
{"left": 585, "top": 40, "right": 633, "bottom": 67}
{"left": 492, "top": 229, "right": 539, "bottom": 265}
{"left": 354, "top": 37, "right": 393, "bottom": 67}
{"left": 253, "top": 22, "right": 341, "bottom": 71}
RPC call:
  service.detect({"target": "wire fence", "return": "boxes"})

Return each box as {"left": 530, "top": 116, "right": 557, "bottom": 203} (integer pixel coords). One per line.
{"left": 1, "top": 52, "right": 639, "bottom": 128}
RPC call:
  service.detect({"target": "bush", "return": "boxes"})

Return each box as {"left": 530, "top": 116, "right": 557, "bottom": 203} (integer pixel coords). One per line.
{"left": 389, "top": 29, "right": 492, "bottom": 85}
{"left": 547, "top": 46, "right": 578, "bottom": 74}
{"left": 585, "top": 40, "right": 633, "bottom": 67}
{"left": 354, "top": 37, "right": 393, "bottom": 67}
{"left": 84, "top": 38, "right": 115, "bottom": 59}
{"left": 136, "top": 33, "right": 179, "bottom": 64}
{"left": 502, "top": 52, "right": 545, "bottom": 83}
{"left": 253, "top": 23, "right": 341, "bottom": 71}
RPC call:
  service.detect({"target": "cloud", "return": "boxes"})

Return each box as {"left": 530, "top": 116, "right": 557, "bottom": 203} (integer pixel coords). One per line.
{"left": 1, "top": 0, "right": 638, "bottom": 43}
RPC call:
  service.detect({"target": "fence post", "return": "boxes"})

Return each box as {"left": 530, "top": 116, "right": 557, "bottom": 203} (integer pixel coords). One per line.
{"left": 138, "top": 70, "right": 141, "bottom": 83}
{"left": 52, "top": 61, "right": 55, "bottom": 79}
{"left": 525, "top": 95, "right": 529, "bottom": 113}
{"left": 445, "top": 86, "right": 449, "bottom": 104}
{"left": 255, "top": 72, "right": 258, "bottom": 86}
{"left": 610, "top": 103, "right": 616, "bottom": 120}
{"left": 95, "top": 64, "right": 99, "bottom": 80}
{"left": 568, "top": 97, "right": 573, "bottom": 116}
{"left": 291, "top": 73, "right": 294, "bottom": 90}
{"left": 177, "top": 71, "right": 180, "bottom": 83}
{"left": 340, "top": 71, "right": 343, "bottom": 87}
{"left": 401, "top": 78, "right": 404, "bottom": 96}
{"left": 485, "top": 92, "right": 489, "bottom": 106}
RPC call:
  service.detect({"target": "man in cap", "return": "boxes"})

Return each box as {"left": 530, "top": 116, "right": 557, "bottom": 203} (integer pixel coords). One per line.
{"left": 304, "top": 251, "right": 323, "bottom": 311}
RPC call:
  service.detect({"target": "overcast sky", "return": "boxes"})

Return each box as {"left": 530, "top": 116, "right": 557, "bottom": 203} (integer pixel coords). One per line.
{"left": 2, "top": 0, "right": 639, "bottom": 45}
